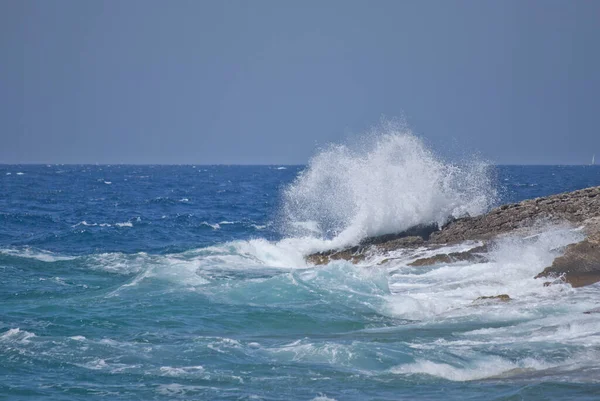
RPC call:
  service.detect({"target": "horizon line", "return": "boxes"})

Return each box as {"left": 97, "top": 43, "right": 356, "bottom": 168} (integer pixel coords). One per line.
{"left": 0, "top": 163, "right": 597, "bottom": 167}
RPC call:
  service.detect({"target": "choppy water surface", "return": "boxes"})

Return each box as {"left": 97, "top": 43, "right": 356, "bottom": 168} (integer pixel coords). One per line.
{"left": 2, "top": 135, "right": 600, "bottom": 400}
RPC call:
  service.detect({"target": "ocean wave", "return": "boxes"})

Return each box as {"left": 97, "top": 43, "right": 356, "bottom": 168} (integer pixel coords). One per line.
{"left": 72, "top": 219, "right": 137, "bottom": 228}
{"left": 390, "top": 356, "right": 554, "bottom": 381}
{"left": 201, "top": 222, "right": 221, "bottom": 230}
{"left": 0, "top": 247, "right": 78, "bottom": 262}
{"left": 0, "top": 328, "right": 36, "bottom": 344}
{"left": 281, "top": 121, "right": 496, "bottom": 248}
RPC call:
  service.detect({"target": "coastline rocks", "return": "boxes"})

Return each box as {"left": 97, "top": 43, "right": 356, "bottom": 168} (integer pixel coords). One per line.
{"left": 306, "top": 235, "right": 425, "bottom": 266}
{"left": 305, "top": 186, "right": 600, "bottom": 288}
{"left": 473, "top": 294, "right": 512, "bottom": 303}
{"left": 429, "top": 186, "right": 600, "bottom": 244}
{"left": 408, "top": 244, "right": 488, "bottom": 267}
{"left": 535, "top": 231, "right": 600, "bottom": 288}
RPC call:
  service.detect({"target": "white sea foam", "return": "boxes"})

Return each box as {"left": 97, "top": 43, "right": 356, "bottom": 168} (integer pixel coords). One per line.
{"left": 391, "top": 356, "right": 553, "bottom": 381}
{"left": 115, "top": 221, "right": 133, "bottom": 228}
{"left": 0, "top": 247, "right": 77, "bottom": 262}
{"left": 201, "top": 222, "right": 221, "bottom": 230}
{"left": 73, "top": 220, "right": 132, "bottom": 228}
{"left": 156, "top": 384, "right": 216, "bottom": 396}
{"left": 0, "top": 328, "right": 36, "bottom": 343}
{"left": 383, "top": 225, "right": 584, "bottom": 321}
{"left": 281, "top": 122, "right": 496, "bottom": 248}
{"left": 159, "top": 365, "right": 205, "bottom": 377}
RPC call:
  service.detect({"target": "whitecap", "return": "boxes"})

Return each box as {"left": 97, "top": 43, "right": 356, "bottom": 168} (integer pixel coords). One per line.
{"left": 201, "top": 222, "right": 220, "bottom": 230}
{"left": 0, "top": 328, "right": 36, "bottom": 343}
{"left": 73, "top": 221, "right": 95, "bottom": 227}
{"left": 390, "top": 356, "right": 553, "bottom": 381}
{"left": 159, "top": 365, "right": 204, "bottom": 377}
{"left": 0, "top": 247, "right": 77, "bottom": 262}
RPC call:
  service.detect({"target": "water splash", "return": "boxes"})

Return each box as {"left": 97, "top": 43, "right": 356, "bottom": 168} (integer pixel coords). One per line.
{"left": 281, "top": 121, "right": 497, "bottom": 247}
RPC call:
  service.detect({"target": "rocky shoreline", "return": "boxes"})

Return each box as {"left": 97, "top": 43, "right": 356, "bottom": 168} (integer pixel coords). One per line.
{"left": 307, "top": 186, "right": 600, "bottom": 288}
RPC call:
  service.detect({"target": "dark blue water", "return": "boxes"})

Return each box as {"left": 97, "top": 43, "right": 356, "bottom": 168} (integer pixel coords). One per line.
{"left": 2, "top": 164, "right": 600, "bottom": 400}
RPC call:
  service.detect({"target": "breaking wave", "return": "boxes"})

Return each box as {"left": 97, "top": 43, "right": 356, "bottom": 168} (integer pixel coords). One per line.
{"left": 281, "top": 121, "right": 497, "bottom": 248}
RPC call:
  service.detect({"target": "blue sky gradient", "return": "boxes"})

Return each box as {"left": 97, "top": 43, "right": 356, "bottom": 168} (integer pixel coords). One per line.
{"left": 2, "top": 0, "right": 599, "bottom": 164}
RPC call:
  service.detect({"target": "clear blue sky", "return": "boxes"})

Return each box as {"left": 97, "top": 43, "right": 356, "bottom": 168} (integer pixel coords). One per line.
{"left": 1, "top": 0, "right": 599, "bottom": 164}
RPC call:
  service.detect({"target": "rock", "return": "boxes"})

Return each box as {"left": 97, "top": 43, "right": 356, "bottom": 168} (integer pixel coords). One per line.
{"left": 430, "top": 186, "right": 600, "bottom": 244}
{"left": 305, "top": 246, "right": 365, "bottom": 265}
{"left": 535, "top": 231, "right": 600, "bottom": 288}
{"left": 372, "top": 236, "right": 425, "bottom": 252}
{"left": 359, "top": 223, "right": 440, "bottom": 246}
{"left": 408, "top": 244, "right": 488, "bottom": 267}
{"left": 473, "top": 294, "right": 512, "bottom": 303}
{"left": 306, "top": 228, "right": 432, "bottom": 265}
{"left": 305, "top": 186, "right": 600, "bottom": 284}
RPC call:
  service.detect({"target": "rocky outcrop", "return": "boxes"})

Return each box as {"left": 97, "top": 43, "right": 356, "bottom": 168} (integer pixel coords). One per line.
{"left": 535, "top": 231, "right": 600, "bottom": 288}
{"left": 473, "top": 294, "right": 512, "bottom": 303}
{"left": 408, "top": 244, "right": 488, "bottom": 267}
{"left": 305, "top": 224, "right": 439, "bottom": 265}
{"left": 429, "top": 186, "right": 600, "bottom": 244}
{"left": 306, "top": 235, "right": 426, "bottom": 265}
{"left": 305, "top": 186, "right": 600, "bottom": 287}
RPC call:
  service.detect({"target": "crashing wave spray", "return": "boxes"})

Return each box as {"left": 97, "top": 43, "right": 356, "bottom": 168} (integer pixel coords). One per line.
{"left": 281, "top": 121, "right": 497, "bottom": 247}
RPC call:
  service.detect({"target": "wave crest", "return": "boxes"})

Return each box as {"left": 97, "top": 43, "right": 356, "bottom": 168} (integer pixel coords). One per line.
{"left": 281, "top": 122, "right": 497, "bottom": 247}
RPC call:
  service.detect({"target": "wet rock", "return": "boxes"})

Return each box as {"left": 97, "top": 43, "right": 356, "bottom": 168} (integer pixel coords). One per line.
{"left": 535, "top": 232, "right": 600, "bottom": 288}
{"left": 473, "top": 294, "right": 511, "bottom": 303}
{"left": 408, "top": 244, "right": 488, "bottom": 267}
{"left": 306, "top": 228, "right": 431, "bottom": 265}
{"left": 359, "top": 223, "right": 440, "bottom": 246}
{"left": 305, "top": 186, "right": 600, "bottom": 275}
{"left": 305, "top": 246, "right": 366, "bottom": 265}
{"left": 430, "top": 186, "right": 600, "bottom": 244}
{"left": 372, "top": 236, "right": 425, "bottom": 252}
{"left": 429, "top": 187, "right": 600, "bottom": 243}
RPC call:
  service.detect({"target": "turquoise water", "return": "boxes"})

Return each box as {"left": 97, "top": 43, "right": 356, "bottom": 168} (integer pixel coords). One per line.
{"left": 2, "top": 159, "right": 600, "bottom": 400}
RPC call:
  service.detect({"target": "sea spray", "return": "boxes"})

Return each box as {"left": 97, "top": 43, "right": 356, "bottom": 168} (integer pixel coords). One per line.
{"left": 281, "top": 122, "right": 497, "bottom": 247}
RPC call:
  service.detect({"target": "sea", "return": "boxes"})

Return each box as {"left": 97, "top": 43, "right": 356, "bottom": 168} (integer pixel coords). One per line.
{"left": 2, "top": 133, "right": 600, "bottom": 400}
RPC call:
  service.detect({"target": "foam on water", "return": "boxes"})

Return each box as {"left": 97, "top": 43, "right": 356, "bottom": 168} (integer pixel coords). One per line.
{"left": 390, "top": 356, "right": 554, "bottom": 381}
{"left": 383, "top": 225, "right": 585, "bottom": 321}
{"left": 0, "top": 328, "right": 36, "bottom": 344}
{"left": 281, "top": 122, "right": 496, "bottom": 248}
{"left": 0, "top": 247, "right": 78, "bottom": 262}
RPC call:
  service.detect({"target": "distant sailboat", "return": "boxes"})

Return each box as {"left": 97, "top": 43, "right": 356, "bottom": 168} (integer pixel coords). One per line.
{"left": 593, "top": 154, "right": 596, "bottom": 166}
